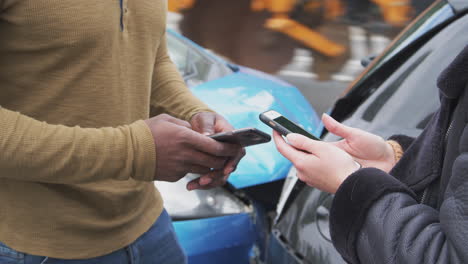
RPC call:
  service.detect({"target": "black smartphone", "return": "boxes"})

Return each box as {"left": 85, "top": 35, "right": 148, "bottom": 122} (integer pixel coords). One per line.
{"left": 259, "top": 110, "right": 319, "bottom": 140}
{"left": 209, "top": 127, "right": 271, "bottom": 147}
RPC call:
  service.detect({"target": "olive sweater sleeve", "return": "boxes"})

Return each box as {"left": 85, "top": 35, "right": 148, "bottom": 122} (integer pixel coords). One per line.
{"left": 149, "top": 33, "right": 214, "bottom": 121}
{"left": 0, "top": 106, "right": 156, "bottom": 184}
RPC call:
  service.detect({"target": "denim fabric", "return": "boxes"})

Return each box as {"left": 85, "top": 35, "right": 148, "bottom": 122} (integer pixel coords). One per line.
{"left": 0, "top": 209, "right": 187, "bottom": 264}
{"left": 0, "top": 241, "right": 25, "bottom": 264}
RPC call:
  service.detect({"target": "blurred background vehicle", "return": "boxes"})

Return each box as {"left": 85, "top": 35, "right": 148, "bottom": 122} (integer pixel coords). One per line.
{"left": 169, "top": 0, "right": 433, "bottom": 76}
{"left": 167, "top": 0, "right": 435, "bottom": 121}
{"left": 169, "top": 0, "right": 433, "bottom": 56}
{"left": 265, "top": 1, "right": 468, "bottom": 263}
{"left": 156, "top": 29, "right": 321, "bottom": 264}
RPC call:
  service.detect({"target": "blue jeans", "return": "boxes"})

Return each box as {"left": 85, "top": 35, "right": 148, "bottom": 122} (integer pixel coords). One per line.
{"left": 0, "top": 210, "right": 187, "bottom": 264}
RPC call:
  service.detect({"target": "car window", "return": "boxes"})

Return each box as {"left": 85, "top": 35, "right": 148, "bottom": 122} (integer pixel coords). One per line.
{"left": 166, "top": 32, "right": 232, "bottom": 87}
{"left": 354, "top": 1, "right": 454, "bottom": 88}
{"left": 361, "top": 50, "right": 432, "bottom": 123}
{"left": 328, "top": 1, "right": 456, "bottom": 132}
{"left": 330, "top": 12, "right": 468, "bottom": 139}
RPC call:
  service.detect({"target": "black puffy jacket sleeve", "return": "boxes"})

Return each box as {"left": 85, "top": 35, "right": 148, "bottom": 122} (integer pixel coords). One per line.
{"left": 330, "top": 43, "right": 468, "bottom": 264}
{"left": 330, "top": 164, "right": 468, "bottom": 263}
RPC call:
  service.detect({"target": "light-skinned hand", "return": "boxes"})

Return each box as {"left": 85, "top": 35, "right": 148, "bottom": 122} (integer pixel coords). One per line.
{"left": 273, "top": 131, "right": 360, "bottom": 193}
{"left": 322, "top": 113, "right": 396, "bottom": 172}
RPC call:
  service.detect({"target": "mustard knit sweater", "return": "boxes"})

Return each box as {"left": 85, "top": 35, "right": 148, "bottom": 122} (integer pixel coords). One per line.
{"left": 0, "top": 0, "right": 211, "bottom": 258}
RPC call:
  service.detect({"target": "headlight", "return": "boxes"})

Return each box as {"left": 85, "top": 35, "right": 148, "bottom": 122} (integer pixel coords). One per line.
{"left": 275, "top": 166, "right": 298, "bottom": 219}
{"left": 155, "top": 174, "right": 252, "bottom": 220}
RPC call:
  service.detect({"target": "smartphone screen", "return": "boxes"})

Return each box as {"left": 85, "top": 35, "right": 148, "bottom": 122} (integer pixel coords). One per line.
{"left": 260, "top": 110, "right": 319, "bottom": 140}
{"left": 273, "top": 116, "right": 319, "bottom": 140}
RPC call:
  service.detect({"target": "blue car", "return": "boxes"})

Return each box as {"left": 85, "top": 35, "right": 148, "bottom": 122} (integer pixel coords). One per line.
{"left": 153, "top": 29, "right": 321, "bottom": 264}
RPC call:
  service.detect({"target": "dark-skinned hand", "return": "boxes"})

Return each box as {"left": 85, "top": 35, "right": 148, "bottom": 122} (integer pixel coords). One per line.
{"left": 187, "top": 112, "right": 246, "bottom": 190}
{"left": 144, "top": 114, "right": 241, "bottom": 183}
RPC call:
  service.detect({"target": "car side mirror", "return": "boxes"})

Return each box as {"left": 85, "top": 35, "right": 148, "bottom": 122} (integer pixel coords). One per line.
{"left": 361, "top": 54, "right": 377, "bottom": 67}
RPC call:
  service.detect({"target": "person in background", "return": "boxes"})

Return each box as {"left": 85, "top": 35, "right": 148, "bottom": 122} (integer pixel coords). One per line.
{"left": 345, "top": 0, "right": 372, "bottom": 25}
{"left": 0, "top": 0, "right": 244, "bottom": 263}
{"left": 274, "top": 45, "right": 468, "bottom": 263}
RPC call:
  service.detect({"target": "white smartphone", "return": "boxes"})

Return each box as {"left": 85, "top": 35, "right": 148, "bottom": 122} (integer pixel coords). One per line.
{"left": 259, "top": 110, "right": 319, "bottom": 140}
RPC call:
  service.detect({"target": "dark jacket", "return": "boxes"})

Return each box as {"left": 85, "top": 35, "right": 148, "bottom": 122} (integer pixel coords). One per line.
{"left": 330, "top": 45, "right": 468, "bottom": 263}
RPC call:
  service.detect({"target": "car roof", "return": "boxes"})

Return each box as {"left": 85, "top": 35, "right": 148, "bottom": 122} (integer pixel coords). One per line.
{"left": 448, "top": 0, "right": 468, "bottom": 13}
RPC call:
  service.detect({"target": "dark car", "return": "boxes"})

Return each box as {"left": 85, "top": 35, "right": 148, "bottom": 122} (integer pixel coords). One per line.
{"left": 265, "top": 1, "right": 468, "bottom": 263}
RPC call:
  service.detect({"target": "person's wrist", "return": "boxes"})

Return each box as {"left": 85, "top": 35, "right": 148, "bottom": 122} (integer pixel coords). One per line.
{"left": 333, "top": 160, "right": 361, "bottom": 194}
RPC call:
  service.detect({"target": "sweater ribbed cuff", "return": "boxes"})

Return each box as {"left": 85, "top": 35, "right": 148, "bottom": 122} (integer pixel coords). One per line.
{"left": 330, "top": 168, "right": 415, "bottom": 263}
{"left": 129, "top": 120, "right": 156, "bottom": 181}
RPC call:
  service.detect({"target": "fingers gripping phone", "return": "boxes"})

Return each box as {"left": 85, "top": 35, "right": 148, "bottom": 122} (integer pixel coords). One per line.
{"left": 209, "top": 127, "right": 271, "bottom": 147}
{"left": 259, "top": 110, "right": 320, "bottom": 140}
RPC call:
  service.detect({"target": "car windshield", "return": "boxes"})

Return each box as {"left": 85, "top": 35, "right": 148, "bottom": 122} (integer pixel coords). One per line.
{"left": 166, "top": 31, "right": 232, "bottom": 87}
{"left": 328, "top": 1, "right": 467, "bottom": 139}
{"left": 353, "top": 1, "right": 454, "bottom": 89}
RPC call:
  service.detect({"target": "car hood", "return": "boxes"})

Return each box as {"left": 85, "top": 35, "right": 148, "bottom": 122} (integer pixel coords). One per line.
{"left": 190, "top": 67, "right": 320, "bottom": 189}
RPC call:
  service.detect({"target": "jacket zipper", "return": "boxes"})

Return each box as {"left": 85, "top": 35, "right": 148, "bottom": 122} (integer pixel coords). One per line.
{"left": 444, "top": 119, "right": 454, "bottom": 145}
{"left": 420, "top": 118, "right": 454, "bottom": 204}
{"left": 420, "top": 187, "right": 429, "bottom": 204}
